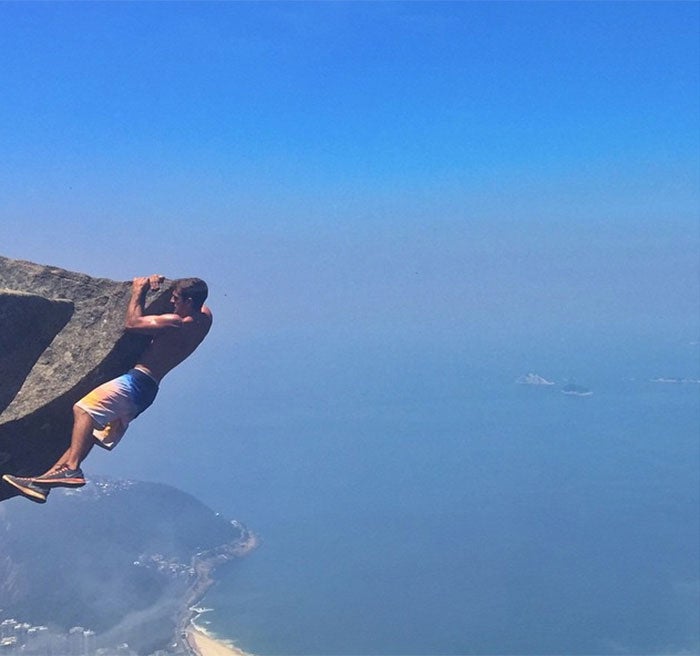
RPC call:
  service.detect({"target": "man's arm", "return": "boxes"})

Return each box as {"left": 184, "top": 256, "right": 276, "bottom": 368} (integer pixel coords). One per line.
{"left": 124, "top": 275, "right": 183, "bottom": 334}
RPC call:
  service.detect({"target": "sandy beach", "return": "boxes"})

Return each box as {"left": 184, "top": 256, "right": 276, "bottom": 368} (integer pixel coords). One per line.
{"left": 186, "top": 624, "right": 252, "bottom": 656}
{"left": 177, "top": 527, "right": 259, "bottom": 656}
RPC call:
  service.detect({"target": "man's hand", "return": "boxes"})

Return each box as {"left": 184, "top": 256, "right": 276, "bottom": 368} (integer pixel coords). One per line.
{"left": 132, "top": 275, "right": 165, "bottom": 293}
{"left": 148, "top": 274, "right": 165, "bottom": 291}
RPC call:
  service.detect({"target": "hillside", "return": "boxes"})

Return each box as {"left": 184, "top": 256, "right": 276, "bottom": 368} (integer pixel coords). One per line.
{"left": 0, "top": 477, "right": 251, "bottom": 655}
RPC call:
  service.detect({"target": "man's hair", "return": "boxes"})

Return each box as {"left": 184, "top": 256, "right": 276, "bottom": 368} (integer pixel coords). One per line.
{"left": 173, "top": 278, "right": 208, "bottom": 310}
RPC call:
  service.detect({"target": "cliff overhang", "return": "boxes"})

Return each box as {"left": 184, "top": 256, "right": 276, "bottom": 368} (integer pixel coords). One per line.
{"left": 0, "top": 255, "right": 172, "bottom": 501}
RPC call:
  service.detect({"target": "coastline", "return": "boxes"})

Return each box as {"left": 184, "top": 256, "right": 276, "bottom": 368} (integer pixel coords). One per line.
{"left": 178, "top": 524, "right": 260, "bottom": 656}
{"left": 186, "top": 622, "right": 252, "bottom": 656}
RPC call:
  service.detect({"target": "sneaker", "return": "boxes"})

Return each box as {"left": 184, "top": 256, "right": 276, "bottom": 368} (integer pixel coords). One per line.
{"left": 2, "top": 474, "right": 51, "bottom": 503}
{"left": 31, "top": 465, "right": 86, "bottom": 488}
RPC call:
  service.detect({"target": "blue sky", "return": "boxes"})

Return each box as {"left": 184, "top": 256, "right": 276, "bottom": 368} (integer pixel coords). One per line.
{"left": 1, "top": 2, "right": 698, "bottom": 347}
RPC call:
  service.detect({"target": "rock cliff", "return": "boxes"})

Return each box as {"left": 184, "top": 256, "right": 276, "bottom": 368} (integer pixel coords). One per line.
{"left": 0, "top": 255, "right": 173, "bottom": 501}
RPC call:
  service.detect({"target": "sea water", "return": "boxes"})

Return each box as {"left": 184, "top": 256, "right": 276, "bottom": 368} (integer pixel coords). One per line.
{"left": 193, "top": 343, "right": 700, "bottom": 655}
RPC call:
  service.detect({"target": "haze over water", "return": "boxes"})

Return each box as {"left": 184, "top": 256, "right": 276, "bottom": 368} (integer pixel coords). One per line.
{"left": 1, "top": 2, "right": 698, "bottom": 654}
{"left": 191, "top": 335, "right": 700, "bottom": 655}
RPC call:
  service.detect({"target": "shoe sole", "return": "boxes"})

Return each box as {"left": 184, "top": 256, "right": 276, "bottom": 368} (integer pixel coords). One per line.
{"left": 2, "top": 475, "right": 48, "bottom": 503}
{"left": 31, "top": 477, "right": 85, "bottom": 487}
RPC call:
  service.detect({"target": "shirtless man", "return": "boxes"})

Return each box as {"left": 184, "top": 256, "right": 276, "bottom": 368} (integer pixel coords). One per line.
{"left": 2, "top": 274, "right": 212, "bottom": 503}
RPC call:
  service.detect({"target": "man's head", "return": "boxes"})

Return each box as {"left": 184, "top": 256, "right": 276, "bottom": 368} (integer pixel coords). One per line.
{"left": 171, "top": 278, "right": 208, "bottom": 312}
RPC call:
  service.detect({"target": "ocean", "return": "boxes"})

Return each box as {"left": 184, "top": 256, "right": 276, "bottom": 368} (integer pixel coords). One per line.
{"left": 186, "top": 337, "right": 700, "bottom": 656}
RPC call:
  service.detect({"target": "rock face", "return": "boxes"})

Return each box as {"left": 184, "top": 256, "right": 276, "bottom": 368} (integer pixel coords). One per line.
{"left": 0, "top": 255, "right": 173, "bottom": 502}
{"left": 0, "top": 291, "right": 75, "bottom": 415}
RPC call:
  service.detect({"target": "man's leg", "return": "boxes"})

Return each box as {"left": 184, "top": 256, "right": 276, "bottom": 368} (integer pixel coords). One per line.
{"left": 31, "top": 405, "right": 94, "bottom": 486}
{"left": 64, "top": 405, "right": 96, "bottom": 470}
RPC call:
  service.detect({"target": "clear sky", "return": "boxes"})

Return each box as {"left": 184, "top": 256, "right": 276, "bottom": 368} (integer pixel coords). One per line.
{"left": 2, "top": 1, "right": 699, "bottom": 347}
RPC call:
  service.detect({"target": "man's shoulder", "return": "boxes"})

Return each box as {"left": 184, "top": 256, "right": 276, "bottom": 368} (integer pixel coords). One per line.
{"left": 199, "top": 305, "right": 213, "bottom": 329}
{"left": 181, "top": 307, "right": 212, "bottom": 335}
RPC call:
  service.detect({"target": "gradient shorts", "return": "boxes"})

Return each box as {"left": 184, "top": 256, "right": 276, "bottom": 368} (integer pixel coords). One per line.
{"left": 75, "top": 368, "right": 159, "bottom": 450}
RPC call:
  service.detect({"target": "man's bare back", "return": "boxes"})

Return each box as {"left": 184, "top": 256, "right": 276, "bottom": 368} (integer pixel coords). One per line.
{"left": 136, "top": 305, "right": 213, "bottom": 381}
{"left": 125, "top": 275, "right": 213, "bottom": 381}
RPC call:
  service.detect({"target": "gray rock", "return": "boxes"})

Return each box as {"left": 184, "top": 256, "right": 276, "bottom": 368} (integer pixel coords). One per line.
{"left": 0, "top": 291, "right": 74, "bottom": 415}
{"left": 0, "top": 255, "right": 173, "bottom": 502}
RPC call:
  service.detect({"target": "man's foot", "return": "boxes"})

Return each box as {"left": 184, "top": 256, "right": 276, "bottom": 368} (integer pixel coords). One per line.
{"left": 2, "top": 474, "right": 51, "bottom": 503}
{"left": 31, "top": 465, "right": 86, "bottom": 488}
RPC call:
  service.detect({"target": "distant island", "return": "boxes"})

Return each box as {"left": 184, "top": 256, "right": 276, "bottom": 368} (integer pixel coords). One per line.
{"left": 515, "top": 374, "right": 594, "bottom": 396}
{"left": 0, "top": 477, "right": 257, "bottom": 656}
{"left": 562, "top": 383, "right": 593, "bottom": 397}
{"left": 515, "top": 373, "right": 555, "bottom": 386}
